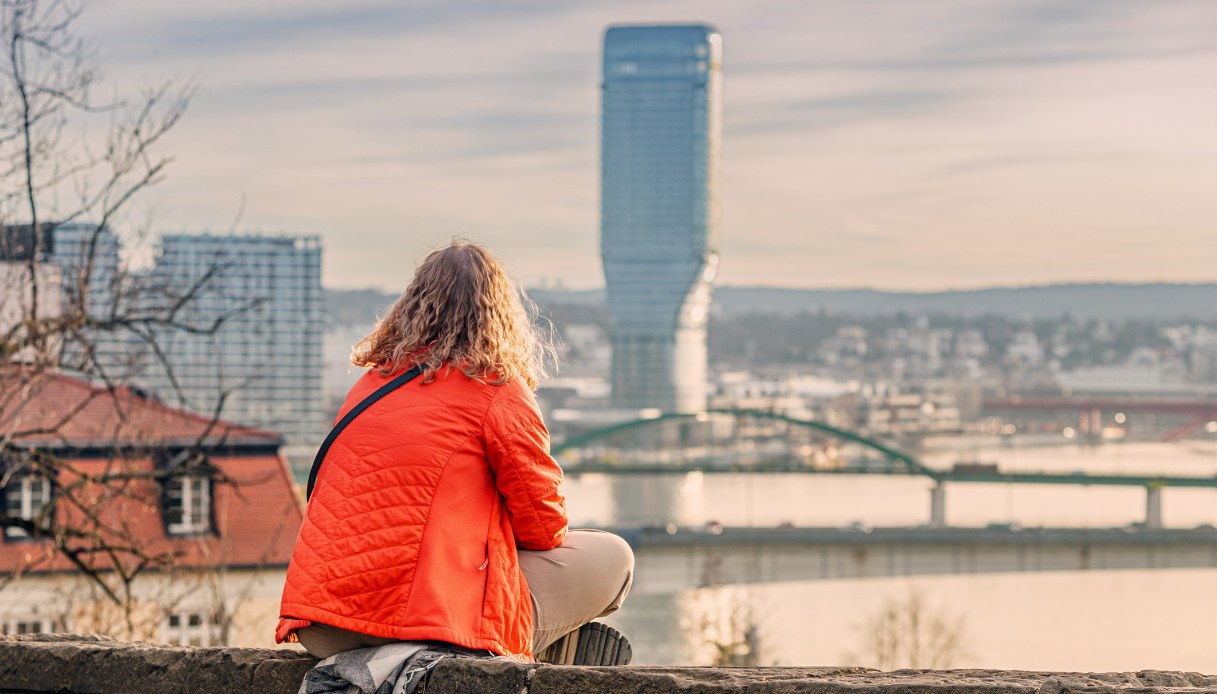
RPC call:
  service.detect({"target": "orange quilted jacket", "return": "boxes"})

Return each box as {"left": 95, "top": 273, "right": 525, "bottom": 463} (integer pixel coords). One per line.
{"left": 276, "top": 366, "right": 568, "bottom": 658}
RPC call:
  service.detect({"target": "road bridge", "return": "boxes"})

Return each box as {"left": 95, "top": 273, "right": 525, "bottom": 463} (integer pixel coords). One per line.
{"left": 611, "top": 525, "right": 1217, "bottom": 595}
{"left": 557, "top": 409, "right": 1217, "bottom": 529}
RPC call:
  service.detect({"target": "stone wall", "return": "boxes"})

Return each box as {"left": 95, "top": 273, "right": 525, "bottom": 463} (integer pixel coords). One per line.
{"left": 5, "top": 634, "right": 1217, "bottom": 694}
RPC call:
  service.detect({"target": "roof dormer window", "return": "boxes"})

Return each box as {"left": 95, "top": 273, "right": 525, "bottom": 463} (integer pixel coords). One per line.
{"left": 3, "top": 475, "right": 52, "bottom": 540}
{"left": 157, "top": 449, "right": 214, "bottom": 536}
{"left": 165, "top": 474, "right": 211, "bottom": 536}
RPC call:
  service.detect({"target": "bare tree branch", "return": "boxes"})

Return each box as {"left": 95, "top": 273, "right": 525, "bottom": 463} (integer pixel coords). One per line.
{"left": 0, "top": 0, "right": 268, "bottom": 635}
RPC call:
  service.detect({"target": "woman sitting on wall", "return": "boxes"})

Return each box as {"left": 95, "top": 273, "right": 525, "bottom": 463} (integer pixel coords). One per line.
{"left": 276, "top": 240, "right": 633, "bottom": 665}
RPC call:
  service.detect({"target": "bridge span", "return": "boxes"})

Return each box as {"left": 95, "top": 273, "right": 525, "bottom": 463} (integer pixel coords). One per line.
{"left": 610, "top": 525, "right": 1217, "bottom": 595}
{"left": 556, "top": 409, "right": 1217, "bottom": 529}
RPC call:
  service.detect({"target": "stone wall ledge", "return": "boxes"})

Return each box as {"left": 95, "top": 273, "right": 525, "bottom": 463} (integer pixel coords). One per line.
{"left": 5, "top": 635, "right": 1217, "bottom": 694}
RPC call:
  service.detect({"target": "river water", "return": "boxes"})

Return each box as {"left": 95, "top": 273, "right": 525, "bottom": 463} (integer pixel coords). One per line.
{"left": 566, "top": 439, "right": 1217, "bottom": 669}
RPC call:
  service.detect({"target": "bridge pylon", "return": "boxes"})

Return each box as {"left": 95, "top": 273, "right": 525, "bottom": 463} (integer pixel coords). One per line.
{"left": 1146, "top": 483, "right": 1164, "bottom": 529}
{"left": 930, "top": 482, "right": 946, "bottom": 528}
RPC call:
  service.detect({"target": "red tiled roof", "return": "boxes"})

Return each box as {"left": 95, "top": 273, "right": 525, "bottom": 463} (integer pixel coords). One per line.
{"left": 0, "top": 370, "right": 281, "bottom": 448}
{"left": 0, "top": 453, "right": 303, "bottom": 573}
{"left": 0, "top": 370, "right": 302, "bottom": 573}
{"left": 0, "top": 450, "right": 304, "bottom": 569}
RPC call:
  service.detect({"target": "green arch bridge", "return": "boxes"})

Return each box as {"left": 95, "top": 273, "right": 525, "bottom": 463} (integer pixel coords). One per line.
{"left": 552, "top": 408, "right": 1217, "bottom": 528}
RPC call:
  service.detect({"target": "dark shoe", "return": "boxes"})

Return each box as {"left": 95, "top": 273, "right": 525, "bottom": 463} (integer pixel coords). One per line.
{"left": 538, "top": 622, "right": 632, "bottom": 666}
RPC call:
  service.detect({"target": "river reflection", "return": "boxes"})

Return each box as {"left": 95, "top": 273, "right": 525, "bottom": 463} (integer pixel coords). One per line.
{"left": 603, "top": 568, "right": 1217, "bottom": 670}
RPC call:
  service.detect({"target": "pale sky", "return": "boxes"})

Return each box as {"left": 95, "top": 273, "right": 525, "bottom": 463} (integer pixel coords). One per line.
{"left": 75, "top": 1, "right": 1217, "bottom": 291}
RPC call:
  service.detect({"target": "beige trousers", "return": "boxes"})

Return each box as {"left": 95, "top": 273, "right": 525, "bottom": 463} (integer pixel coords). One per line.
{"left": 297, "top": 529, "right": 634, "bottom": 659}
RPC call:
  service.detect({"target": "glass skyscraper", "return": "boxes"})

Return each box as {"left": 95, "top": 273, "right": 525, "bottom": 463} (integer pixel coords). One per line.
{"left": 137, "top": 234, "right": 326, "bottom": 450}
{"left": 601, "top": 24, "right": 722, "bottom": 412}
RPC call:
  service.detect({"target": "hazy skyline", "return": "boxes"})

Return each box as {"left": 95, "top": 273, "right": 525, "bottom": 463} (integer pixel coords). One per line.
{"left": 75, "top": 1, "right": 1217, "bottom": 292}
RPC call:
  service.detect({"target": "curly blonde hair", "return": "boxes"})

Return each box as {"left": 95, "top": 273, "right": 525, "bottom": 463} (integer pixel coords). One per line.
{"left": 351, "top": 241, "right": 553, "bottom": 389}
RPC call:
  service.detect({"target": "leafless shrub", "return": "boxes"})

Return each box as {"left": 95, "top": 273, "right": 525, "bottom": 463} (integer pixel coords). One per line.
{"left": 680, "top": 581, "right": 766, "bottom": 666}
{"left": 850, "top": 587, "right": 968, "bottom": 670}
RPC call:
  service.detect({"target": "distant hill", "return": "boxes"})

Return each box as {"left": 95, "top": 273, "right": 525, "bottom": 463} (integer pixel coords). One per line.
{"left": 323, "top": 288, "right": 397, "bottom": 327}
{"left": 325, "top": 283, "right": 1217, "bottom": 323}
{"left": 323, "top": 287, "right": 607, "bottom": 327}
{"left": 711, "top": 284, "right": 1217, "bottom": 320}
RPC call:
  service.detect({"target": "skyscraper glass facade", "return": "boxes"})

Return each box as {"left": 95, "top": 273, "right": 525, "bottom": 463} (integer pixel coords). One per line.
{"left": 48, "top": 223, "right": 130, "bottom": 375}
{"left": 137, "top": 234, "right": 326, "bottom": 447}
{"left": 601, "top": 25, "right": 722, "bottom": 412}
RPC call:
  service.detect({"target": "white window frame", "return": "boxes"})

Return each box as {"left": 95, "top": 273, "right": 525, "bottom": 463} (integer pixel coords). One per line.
{"left": 3, "top": 475, "right": 52, "bottom": 540}
{"left": 1, "top": 617, "right": 52, "bottom": 635}
{"left": 162, "top": 609, "right": 221, "bottom": 647}
{"left": 165, "top": 475, "right": 210, "bottom": 535}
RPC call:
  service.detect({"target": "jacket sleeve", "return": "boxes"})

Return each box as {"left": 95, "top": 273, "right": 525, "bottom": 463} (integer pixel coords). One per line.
{"left": 483, "top": 381, "right": 568, "bottom": 551}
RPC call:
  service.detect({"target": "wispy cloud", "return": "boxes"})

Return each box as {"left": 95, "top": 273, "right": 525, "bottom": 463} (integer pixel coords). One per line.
{"left": 74, "top": 0, "right": 1217, "bottom": 291}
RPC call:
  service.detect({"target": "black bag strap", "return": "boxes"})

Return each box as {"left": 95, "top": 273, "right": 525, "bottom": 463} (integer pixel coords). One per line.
{"left": 306, "top": 364, "right": 423, "bottom": 501}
